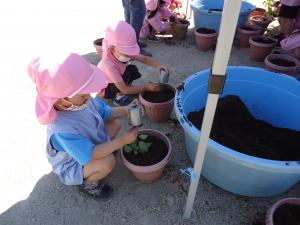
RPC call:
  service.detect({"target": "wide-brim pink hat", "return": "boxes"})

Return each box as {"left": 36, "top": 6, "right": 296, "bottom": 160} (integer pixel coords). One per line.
{"left": 146, "top": 0, "right": 159, "bottom": 11}
{"left": 28, "top": 53, "right": 108, "bottom": 125}
{"left": 103, "top": 21, "right": 140, "bottom": 57}
{"left": 280, "top": 30, "right": 300, "bottom": 51}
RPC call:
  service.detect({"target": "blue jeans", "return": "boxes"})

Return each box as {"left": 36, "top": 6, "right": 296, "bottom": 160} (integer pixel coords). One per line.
{"left": 122, "top": 0, "right": 146, "bottom": 41}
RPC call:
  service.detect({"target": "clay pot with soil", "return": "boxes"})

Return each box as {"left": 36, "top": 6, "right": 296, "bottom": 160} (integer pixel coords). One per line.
{"left": 265, "top": 54, "right": 299, "bottom": 75}
{"left": 93, "top": 38, "right": 103, "bottom": 59}
{"left": 171, "top": 18, "right": 190, "bottom": 40}
{"left": 121, "top": 129, "right": 172, "bottom": 183}
{"left": 250, "top": 15, "right": 273, "bottom": 29}
{"left": 238, "top": 25, "right": 263, "bottom": 47}
{"left": 195, "top": 27, "right": 217, "bottom": 51}
{"left": 249, "top": 7, "right": 267, "bottom": 18}
{"left": 139, "top": 84, "right": 176, "bottom": 122}
{"left": 249, "top": 35, "right": 277, "bottom": 61}
{"left": 266, "top": 198, "right": 300, "bottom": 225}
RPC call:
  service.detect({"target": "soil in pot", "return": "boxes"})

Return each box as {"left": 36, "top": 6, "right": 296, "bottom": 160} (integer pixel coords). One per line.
{"left": 142, "top": 88, "right": 175, "bottom": 103}
{"left": 196, "top": 27, "right": 216, "bottom": 34}
{"left": 123, "top": 135, "right": 168, "bottom": 166}
{"left": 273, "top": 204, "right": 300, "bottom": 225}
{"left": 269, "top": 58, "right": 296, "bottom": 67}
{"left": 252, "top": 36, "right": 276, "bottom": 44}
{"left": 187, "top": 95, "right": 300, "bottom": 161}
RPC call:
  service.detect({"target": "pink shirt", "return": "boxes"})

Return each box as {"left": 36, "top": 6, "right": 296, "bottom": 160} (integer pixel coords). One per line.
{"left": 280, "top": 0, "right": 300, "bottom": 6}
{"left": 140, "top": 7, "right": 175, "bottom": 38}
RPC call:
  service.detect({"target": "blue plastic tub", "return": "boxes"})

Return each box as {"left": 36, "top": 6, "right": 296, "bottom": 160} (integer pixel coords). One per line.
{"left": 174, "top": 66, "right": 300, "bottom": 197}
{"left": 191, "top": 0, "right": 255, "bottom": 31}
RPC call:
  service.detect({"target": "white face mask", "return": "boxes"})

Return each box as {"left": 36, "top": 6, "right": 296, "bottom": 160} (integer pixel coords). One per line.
{"left": 114, "top": 52, "right": 131, "bottom": 63}
{"left": 60, "top": 99, "right": 89, "bottom": 111}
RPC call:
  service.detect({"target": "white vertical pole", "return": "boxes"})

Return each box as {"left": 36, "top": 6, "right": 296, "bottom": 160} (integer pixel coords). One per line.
{"left": 183, "top": 0, "right": 243, "bottom": 219}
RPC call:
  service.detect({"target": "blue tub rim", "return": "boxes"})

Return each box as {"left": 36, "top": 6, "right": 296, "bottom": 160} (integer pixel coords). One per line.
{"left": 174, "top": 66, "right": 300, "bottom": 171}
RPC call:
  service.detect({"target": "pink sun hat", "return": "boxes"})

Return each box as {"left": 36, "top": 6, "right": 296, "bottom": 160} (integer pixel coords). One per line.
{"left": 280, "top": 30, "right": 300, "bottom": 51}
{"left": 102, "top": 21, "right": 140, "bottom": 57}
{"left": 28, "top": 52, "right": 108, "bottom": 125}
{"left": 146, "top": 0, "right": 159, "bottom": 11}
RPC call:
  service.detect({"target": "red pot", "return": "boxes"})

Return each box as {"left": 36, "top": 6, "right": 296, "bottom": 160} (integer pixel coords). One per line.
{"left": 249, "top": 35, "right": 277, "bottom": 61}
{"left": 238, "top": 25, "right": 263, "bottom": 48}
{"left": 266, "top": 197, "right": 300, "bottom": 225}
{"left": 121, "top": 129, "right": 172, "bottom": 183}
{"left": 93, "top": 38, "right": 103, "bottom": 59}
{"left": 194, "top": 27, "right": 217, "bottom": 51}
{"left": 264, "top": 54, "right": 299, "bottom": 75}
{"left": 139, "top": 84, "right": 176, "bottom": 122}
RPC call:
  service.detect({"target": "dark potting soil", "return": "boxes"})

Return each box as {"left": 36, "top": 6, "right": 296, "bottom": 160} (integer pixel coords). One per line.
{"left": 240, "top": 26, "right": 259, "bottom": 31}
{"left": 196, "top": 27, "right": 216, "bottom": 34}
{"left": 269, "top": 58, "right": 296, "bottom": 67}
{"left": 123, "top": 135, "right": 168, "bottom": 166}
{"left": 273, "top": 204, "right": 300, "bottom": 225}
{"left": 187, "top": 95, "right": 300, "bottom": 161}
{"left": 142, "top": 89, "right": 175, "bottom": 103}
{"left": 252, "top": 36, "right": 276, "bottom": 44}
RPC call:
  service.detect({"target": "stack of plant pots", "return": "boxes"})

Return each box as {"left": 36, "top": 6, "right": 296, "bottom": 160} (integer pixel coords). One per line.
{"left": 264, "top": 53, "right": 299, "bottom": 75}
{"left": 194, "top": 27, "right": 217, "bottom": 51}
{"left": 93, "top": 38, "right": 103, "bottom": 59}
{"left": 238, "top": 25, "right": 263, "bottom": 47}
{"left": 249, "top": 35, "right": 277, "bottom": 61}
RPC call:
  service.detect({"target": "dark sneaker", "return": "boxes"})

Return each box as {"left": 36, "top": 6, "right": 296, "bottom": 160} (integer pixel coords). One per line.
{"left": 147, "top": 36, "right": 162, "bottom": 43}
{"left": 138, "top": 41, "right": 147, "bottom": 48}
{"left": 140, "top": 48, "right": 153, "bottom": 57}
{"left": 113, "top": 95, "right": 136, "bottom": 106}
{"left": 78, "top": 182, "right": 113, "bottom": 200}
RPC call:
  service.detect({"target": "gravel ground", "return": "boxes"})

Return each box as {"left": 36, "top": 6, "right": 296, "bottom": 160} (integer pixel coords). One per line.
{"left": 1, "top": 29, "right": 300, "bottom": 225}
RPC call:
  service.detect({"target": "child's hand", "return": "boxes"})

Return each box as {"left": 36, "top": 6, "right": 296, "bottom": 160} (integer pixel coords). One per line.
{"left": 146, "top": 83, "right": 161, "bottom": 92}
{"left": 121, "top": 127, "right": 138, "bottom": 145}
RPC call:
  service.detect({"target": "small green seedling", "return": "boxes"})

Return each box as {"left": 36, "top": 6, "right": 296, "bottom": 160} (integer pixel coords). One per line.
{"left": 124, "top": 134, "right": 152, "bottom": 155}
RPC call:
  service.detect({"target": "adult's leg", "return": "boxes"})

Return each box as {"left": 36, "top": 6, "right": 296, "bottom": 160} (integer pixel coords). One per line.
{"left": 122, "top": 0, "right": 131, "bottom": 23}
{"left": 130, "top": 0, "right": 146, "bottom": 41}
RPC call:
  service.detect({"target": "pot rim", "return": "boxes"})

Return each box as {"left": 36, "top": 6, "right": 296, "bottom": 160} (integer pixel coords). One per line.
{"left": 265, "top": 54, "right": 299, "bottom": 70}
{"left": 121, "top": 129, "right": 172, "bottom": 173}
{"left": 249, "top": 35, "right": 277, "bottom": 47}
{"left": 238, "top": 26, "right": 263, "bottom": 34}
{"left": 194, "top": 28, "right": 218, "bottom": 38}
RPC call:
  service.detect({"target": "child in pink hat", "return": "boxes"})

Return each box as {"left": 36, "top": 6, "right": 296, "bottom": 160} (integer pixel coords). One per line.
{"left": 140, "top": 0, "right": 177, "bottom": 41}
{"left": 280, "top": 29, "right": 300, "bottom": 59}
{"left": 28, "top": 52, "right": 139, "bottom": 199}
{"left": 98, "top": 20, "right": 170, "bottom": 106}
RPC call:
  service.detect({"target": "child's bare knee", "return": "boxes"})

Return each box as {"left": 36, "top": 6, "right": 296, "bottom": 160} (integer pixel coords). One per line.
{"left": 105, "top": 154, "right": 116, "bottom": 173}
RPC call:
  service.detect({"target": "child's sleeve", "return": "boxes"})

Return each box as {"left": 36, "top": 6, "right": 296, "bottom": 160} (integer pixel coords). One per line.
{"left": 93, "top": 97, "right": 112, "bottom": 121}
{"left": 50, "top": 133, "right": 95, "bottom": 165}
{"left": 149, "top": 13, "right": 169, "bottom": 33}
{"left": 161, "top": 7, "right": 176, "bottom": 19}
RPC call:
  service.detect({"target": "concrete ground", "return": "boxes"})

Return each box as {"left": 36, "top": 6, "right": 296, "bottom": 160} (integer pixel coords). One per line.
{"left": 1, "top": 0, "right": 299, "bottom": 225}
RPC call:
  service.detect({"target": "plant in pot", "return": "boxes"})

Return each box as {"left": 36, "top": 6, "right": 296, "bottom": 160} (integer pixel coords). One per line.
{"left": 265, "top": 53, "right": 299, "bottom": 75}
{"left": 139, "top": 83, "right": 176, "bottom": 122}
{"left": 194, "top": 27, "right": 217, "bottom": 51}
{"left": 266, "top": 197, "right": 300, "bottom": 225}
{"left": 238, "top": 25, "right": 263, "bottom": 48}
{"left": 93, "top": 38, "right": 103, "bottom": 59}
{"left": 249, "top": 35, "right": 277, "bottom": 61}
{"left": 121, "top": 129, "right": 172, "bottom": 183}
{"left": 170, "top": 18, "right": 190, "bottom": 40}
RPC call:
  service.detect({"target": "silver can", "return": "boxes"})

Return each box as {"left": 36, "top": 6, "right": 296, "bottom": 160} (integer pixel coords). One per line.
{"left": 160, "top": 69, "right": 169, "bottom": 83}
{"left": 129, "top": 104, "right": 143, "bottom": 127}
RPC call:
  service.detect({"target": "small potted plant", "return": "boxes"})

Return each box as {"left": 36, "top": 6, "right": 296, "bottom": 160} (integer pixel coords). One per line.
{"left": 266, "top": 197, "right": 300, "bottom": 225}
{"left": 238, "top": 25, "right": 263, "bottom": 48}
{"left": 249, "top": 35, "right": 277, "bottom": 61}
{"left": 264, "top": 53, "right": 299, "bottom": 75}
{"left": 139, "top": 83, "right": 176, "bottom": 122}
{"left": 194, "top": 27, "right": 217, "bottom": 51}
{"left": 121, "top": 129, "right": 172, "bottom": 183}
{"left": 93, "top": 38, "right": 103, "bottom": 59}
{"left": 171, "top": 18, "right": 190, "bottom": 40}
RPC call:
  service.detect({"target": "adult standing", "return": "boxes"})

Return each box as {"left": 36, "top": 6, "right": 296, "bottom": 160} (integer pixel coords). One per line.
{"left": 122, "top": 0, "right": 153, "bottom": 56}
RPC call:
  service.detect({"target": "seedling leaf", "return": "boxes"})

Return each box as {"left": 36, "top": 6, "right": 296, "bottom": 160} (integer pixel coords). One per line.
{"left": 139, "top": 135, "right": 148, "bottom": 140}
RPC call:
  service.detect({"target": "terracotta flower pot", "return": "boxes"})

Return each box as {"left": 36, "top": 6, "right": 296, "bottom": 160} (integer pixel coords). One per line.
{"left": 195, "top": 27, "right": 217, "bottom": 51}
{"left": 250, "top": 15, "right": 273, "bottom": 29}
{"left": 121, "top": 129, "right": 172, "bottom": 183}
{"left": 238, "top": 25, "right": 263, "bottom": 48}
{"left": 249, "top": 35, "right": 277, "bottom": 61}
{"left": 266, "top": 197, "right": 300, "bottom": 225}
{"left": 171, "top": 19, "right": 190, "bottom": 40}
{"left": 265, "top": 54, "right": 299, "bottom": 75}
{"left": 249, "top": 7, "right": 267, "bottom": 18}
{"left": 93, "top": 38, "right": 103, "bottom": 59}
{"left": 139, "top": 84, "right": 176, "bottom": 122}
